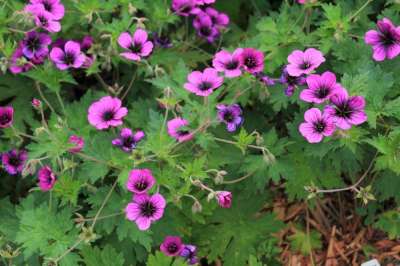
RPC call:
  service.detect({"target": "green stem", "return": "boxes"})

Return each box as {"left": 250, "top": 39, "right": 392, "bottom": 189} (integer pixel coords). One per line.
{"left": 56, "top": 91, "right": 65, "bottom": 114}
{"left": 349, "top": 0, "right": 373, "bottom": 22}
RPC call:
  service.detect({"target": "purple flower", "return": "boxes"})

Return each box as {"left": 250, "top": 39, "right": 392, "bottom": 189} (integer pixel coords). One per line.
{"left": 324, "top": 89, "right": 367, "bottom": 130}
{"left": 299, "top": 71, "right": 345, "bottom": 104}
{"left": 1, "top": 149, "right": 28, "bottom": 175}
{"left": 286, "top": 48, "right": 325, "bottom": 77}
{"left": 9, "top": 44, "right": 38, "bottom": 74}
{"left": 193, "top": 14, "right": 220, "bottom": 43}
{"left": 180, "top": 245, "right": 198, "bottom": 265}
{"left": 364, "top": 18, "right": 400, "bottom": 61}
{"left": 21, "top": 31, "right": 51, "bottom": 59}
{"left": 255, "top": 72, "right": 276, "bottom": 86}
{"left": 204, "top": 7, "right": 229, "bottom": 29}
{"left": 68, "top": 135, "right": 84, "bottom": 153}
{"left": 38, "top": 165, "right": 57, "bottom": 191}
{"left": 26, "top": 0, "right": 65, "bottom": 20}
{"left": 118, "top": 29, "right": 154, "bottom": 61}
{"left": 151, "top": 33, "right": 172, "bottom": 48}
{"left": 112, "top": 128, "right": 145, "bottom": 152}
{"left": 238, "top": 48, "right": 264, "bottom": 74}
{"left": 80, "top": 36, "right": 94, "bottom": 67}
{"left": 299, "top": 108, "right": 335, "bottom": 143}
{"left": 184, "top": 68, "right": 223, "bottom": 96}
{"left": 0, "top": 106, "right": 14, "bottom": 128}
{"left": 195, "top": 0, "right": 215, "bottom": 4}
{"left": 171, "top": 0, "right": 199, "bottom": 16}
{"left": 32, "top": 98, "right": 42, "bottom": 109}
{"left": 87, "top": 96, "right": 128, "bottom": 130}
{"left": 160, "top": 236, "right": 184, "bottom": 256}
{"left": 216, "top": 191, "right": 232, "bottom": 208}
{"left": 217, "top": 104, "right": 243, "bottom": 132}
{"left": 167, "top": 118, "right": 193, "bottom": 143}
{"left": 280, "top": 66, "right": 306, "bottom": 96}
{"left": 212, "top": 49, "right": 243, "bottom": 78}
{"left": 125, "top": 193, "right": 166, "bottom": 231}
{"left": 50, "top": 41, "right": 86, "bottom": 70}
{"left": 126, "top": 169, "right": 155, "bottom": 194}
{"left": 26, "top": 5, "right": 61, "bottom": 33}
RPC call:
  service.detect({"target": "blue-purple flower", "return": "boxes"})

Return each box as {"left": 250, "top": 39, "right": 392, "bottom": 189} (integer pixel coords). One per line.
{"left": 180, "top": 245, "right": 198, "bottom": 265}
{"left": 112, "top": 128, "right": 145, "bottom": 152}
{"left": 1, "top": 149, "right": 28, "bottom": 175}
{"left": 217, "top": 104, "right": 243, "bottom": 132}
{"left": 21, "top": 31, "right": 51, "bottom": 59}
{"left": 279, "top": 66, "right": 306, "bottom": 96}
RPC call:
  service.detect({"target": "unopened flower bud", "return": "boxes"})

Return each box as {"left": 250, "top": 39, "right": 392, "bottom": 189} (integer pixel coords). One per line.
{"left": 32, "top": 98, "right": 42, "bottom": 109}
{"left": 216, "top": 191, "right": 232, "bottom": 208}
{"left": 191, "top": 200, "right": 202, "bottom": 213}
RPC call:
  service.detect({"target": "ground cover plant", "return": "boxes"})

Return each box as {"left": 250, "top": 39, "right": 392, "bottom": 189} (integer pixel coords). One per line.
{"left": 0, "top": 0, "right": 399, "bottom": 265}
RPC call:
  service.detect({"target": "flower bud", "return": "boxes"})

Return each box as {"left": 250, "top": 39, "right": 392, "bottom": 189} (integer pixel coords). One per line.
{"left": 32, "top": 98, "right": 42, "bottom": 109}
{"left": 191, "top": 200, "right": 202, "bottom": 213}
{"left": 216, "top": 191, "right": 232, "bottom": 208}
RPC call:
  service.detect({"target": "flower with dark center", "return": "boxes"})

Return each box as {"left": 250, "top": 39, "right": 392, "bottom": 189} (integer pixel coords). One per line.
{"left": 26, "top": 5, "right": 61, "bottom": 33}
{"left": 180, "top": 245, "right": 198, "bottom": 265}
{"left": 324, "top": 89, "right": 367, "bottom": 130}
{"left": 118, "top": 29, "right": 153, "bottom": 61}
{"left": 160, "top": 236, "right": 184, "bottom": 256}
{"left": 151, "top": 32, "right": 172, "bottom": 48}
{"left": 204, "top": 7, "right": 229, "bottom": 29}
{"left": 0, "top": 106, "right": 14, "bottom": 128}
{"left": 300, "top": 71, "right": 345, "bottom": 104}
{"left": 286, "top": 48, "right": 325, "bottom": 77}
{"left": 125, "top": 193, "right": 166, "bottom": 230}
{"left": 88, "top": 96, "right": 128, "bottom": 130}
{"left": 193, "top": 14, "right": 220, "bottom": 43}
{"left": 112, "top": 128, "right": 145, "bottom": 153}
{"left": 167, "top": 118, "right": 194, "bottom": 142}
{"left": 184, "top": 68, "right": 223, "bottom": 96}
{"left": 126, "top": 169, "right": 155, "bottom": 195}
{"left": 38, "top": 165, "right": 57, "bottom": 191}
{"left": 216, "top": 104, "right": 243, "bottom": 132}
{"left": 49, "top": 40, "right": 85, "bottom": 70}
{"left": 22, "top": 31, "right": 51, "bottom": 59}
{"left": 26, "top": 0, "right": 65, "bottom": 20}
{"left": 68, "top": 135, "right": 84, "bottom": 153}
{"left": 299, "top": 108, "right": 335, "bottom": 143}
{"left": 1, "top": 149, "right": 28, "bottom": 175}
{"left": 171, "top": 0, "right": 199, "bottom": 17}
{"left": 279, "top": 66, "right": 306, "bottom": 96}
{"left": 238, "top": 48, "right": 264, "bottom": 74}
{"left": 365, "top": 17, "right": 400, "bottom": 61}
{"left": 212, "top": 48, "right": 243, "bottom": 78}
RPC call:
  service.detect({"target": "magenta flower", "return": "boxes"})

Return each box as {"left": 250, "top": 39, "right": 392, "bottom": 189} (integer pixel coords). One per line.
{"left": 167, "top": 118, "right": 193, "bottom": 143}
{"left": 286, "top": 48, "right": 325, "bottom": 77}
{"left": 21, "top": 31, "right": 51, "bottom": 59}
{"left": 68, "top": 135, "right": 84, "bottom": 153}
{"left": 9, "top": 44, "right": 37, "bottom": 74}
{"left": 324, "top": 90, "right": 367, "bottom": 130}
{"left": 0, "top": 106, "right": 14, "bottom": 128}
{"left": 280, "top": 66, "right": 306, "bottom": 96}
{"left": 26, "top": 0, "right": 65, "bottom": 20}
{"left": 299, "top": 71, "right": 345, "bottom": 104}
{"left": 112, "top": 128, "right": 145, "bottom": 152}
{"left": 299, "top": 108, "right": 335, "bottom": 143}
{"left": 38, "top": 165, "right": 57, "bottom": 191}
{"left": 217, "top": 104, "right": 243, "bottom": 132}
{"left": 171, "top": 0, "right": 199, "bottom": 16}
{"left": 1, "top": 149, "right": 28, "bottom": 175}
{"left": 255, "top": 73, "right": 276, "bottom": 86}
{"left": 364, "top": 18, "right": 400, "bottom": 61}
{"left": 204, "top": 7, "right": 229, "bottom": 29}
{"left": 126, "top": 169, "right": 155, "bottom": 195}
{"left": 32, "top": 98, "right": 42, "bottom": 109}
{"left": 184, "top": 68, "right": 223, "bottom": 96}
{"left": 212, "top": 49, "right": 243, "bottom": 78}
{"left": 180, "top": 245, "right": 198, "bottom": 265}
{"left": 238, "top": 48, "right": 264, "bottom": 74}
{"left": 26, "top": 5, "right": 61, "bottom": 33}
{"left": 193, "top": 14, "right": 220, "bottom": 43}
{"left": 80, "top": 36, "right": 94, "bottom": 68}
{"left": 125, "top": 193, "right": 166, "bottom": 231}
{"left": 87, "top": 96, "right": 128, "bottom": 130}
{"left": 118, "top": 29, "right": 154, "bottom": 61}
{"left": 151, "top": 32, "right": 172, "bottom": 49}
{"left": 216, "top": 191, "right": 232, "bottom": 208}
{"left": 50, "top": 41, "right": 85, "bottom": 70}
{"left": 195, "top": 0, "right": 215, "bottom": 4}
{"left": 160, "top": 236, "right": 184, "bottom": 256}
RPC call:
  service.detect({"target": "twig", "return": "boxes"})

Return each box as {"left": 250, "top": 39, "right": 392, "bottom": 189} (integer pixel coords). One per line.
{"left": 121, "top": 71, "right": 137, "bottom": 100}
{"left": 349, "top": 0, "right": 374, "bottom": 22}
{"left": 81, "top": 211, "right": 123, "bottom": 222}
{"left": 222, "top": 172, "right": 254, "bottom": 184}
{"left": 35, "top": 82, "right": 56, "bottom": 113}
{"left": 52, "top": 239, "right": 83, "bottom": 264}
{"left": 94, "top": 73, "right": 114, "bottom": 95}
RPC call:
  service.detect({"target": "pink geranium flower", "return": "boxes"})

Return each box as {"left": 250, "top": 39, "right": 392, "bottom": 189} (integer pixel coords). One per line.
{"left": 160, "top": 236, "right": 184, "bottom": 256}
{"left": 167, "top": 117, "right": 193, "bottom": 143}
{"left": 49, "top": 41, "right": 86, "bottom": 70}
{"left": 299, "top": 108, "right": 335, "bottom": 143}
{"left": 87, "top": 96, "right": 128, "bottom": 130}
{"left": 126, "top": 169, "right": 155, "bottom": 195}
{"left": 68, "top": 135, "right": 84, "bottom": 153}
{"left": 38, "top": 165, "right": 57, "bottom": 191}
{"left": 118, "top": 29, "right": 154, "bottom": 61}
{"left": 212, "top": 49, "right": 243, "bottom": 78}
{"left": 184, "top": 68, "right": 223, "bottom": 96}
{"left": 216, "top": 191, "right": 232, "bottom": 208}
{"left": 125, "top": 193, "right": 166, "bottom": 230}
{"left": 26, "top": 5, "right": 61, "bottom": 33}
{"left": 26, "top": 0, "right": 65, "bottom": 20}
{"left": 0, "top": 106, "right": 14, "bottom": 128}
{"left": 238, "top": 48, "right": 264, "bottom": 74}
{"left": 300, "top": 71, "right": 345, "bottom": 104}
{"left": 286, "top": 48, "right": 325, "bottom": 77}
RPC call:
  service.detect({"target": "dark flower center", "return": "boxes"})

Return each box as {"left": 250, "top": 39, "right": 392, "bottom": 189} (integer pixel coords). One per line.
{"left": 177, "top": 129, "right": 190, "bottom": 136}
{"left": 39, "top": 16, "right": 48, "bottom": 26}
{"left": 244, "top": 56, "right": 257, "bottom": 68}
{"left": 46, "top": 176, "right": 53, "bottom": 185}
{"left": 123, "top": 136, "right": 135, "bottom": 148}
{"left": 300, "top": 61, "right": 311, "bottom": 70}
{"left": 43, "top": 1, "right": 53, "bottom": 12}
{"left": 134, "top": 180, "right": 148, "bottom": 191}
{"left": 200, "top": 27, "right": 211, "bottom": 36}
{"left": 225, "top": 60, "right": 238, "bottom": 70}
{"left": 130, "top": 43, "right": 142, "bottom": 53}
{"left": 315, "top": 86, "right": 330, "bottom": 99}
{"left": 180, "top": 4, "right": 191, "bottom": 14}
{"left": 167, "top": 243, "right": 178, "bottom": 253}
{"left": 199, "top": 82, "right": 212, "bottom": 91}
{"left": 381, "top": 31, "right": 396, "bottom": 46}
{"left": 27, "top": 37, "right": 41, "bottom": 51}
{"left": 0, "top": 113, "right": 11, "bottom": 125}
{"left": 102, "top": 110, "right": 115, "bottom": 121}
{"left": 140, "top": 201, "right": 156, "bottom": 217}
{"left": 335, "top": 102, "right": 353, "bottom": 118}
{"left": 314, "top": 120, "right": 326, "bottom": 133}
{"left": 223, "top": 111, "right": 234, "bottom": 122}
{"left": 8, "top": 155, "right": 20, "bottom": 167}
{"left": 64, "top": 52, "right": 75, "bottom": 65}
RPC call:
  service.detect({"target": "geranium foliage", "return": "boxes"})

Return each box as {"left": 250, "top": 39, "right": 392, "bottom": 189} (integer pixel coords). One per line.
{"left": 0, "top": 0, "right": 399, "bottom": 265}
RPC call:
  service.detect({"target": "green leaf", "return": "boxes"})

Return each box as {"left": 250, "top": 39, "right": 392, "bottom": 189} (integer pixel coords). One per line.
{"left": 288, "top": 229, "right": 322, "bottom": 255}
{"left": 147, "top": 251, "right": 187, "bottom": 266}
{"left": 233, "top": 128, "right": 256, "bottom": 154}
{"left": 374, "top": 211, "right": 400, "bottom": 240}
{"left": 80, "top": 244, "right": 125, "bottom": 266}
{"left": 53, "top": 175, "right": 84, "bottom": 206}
